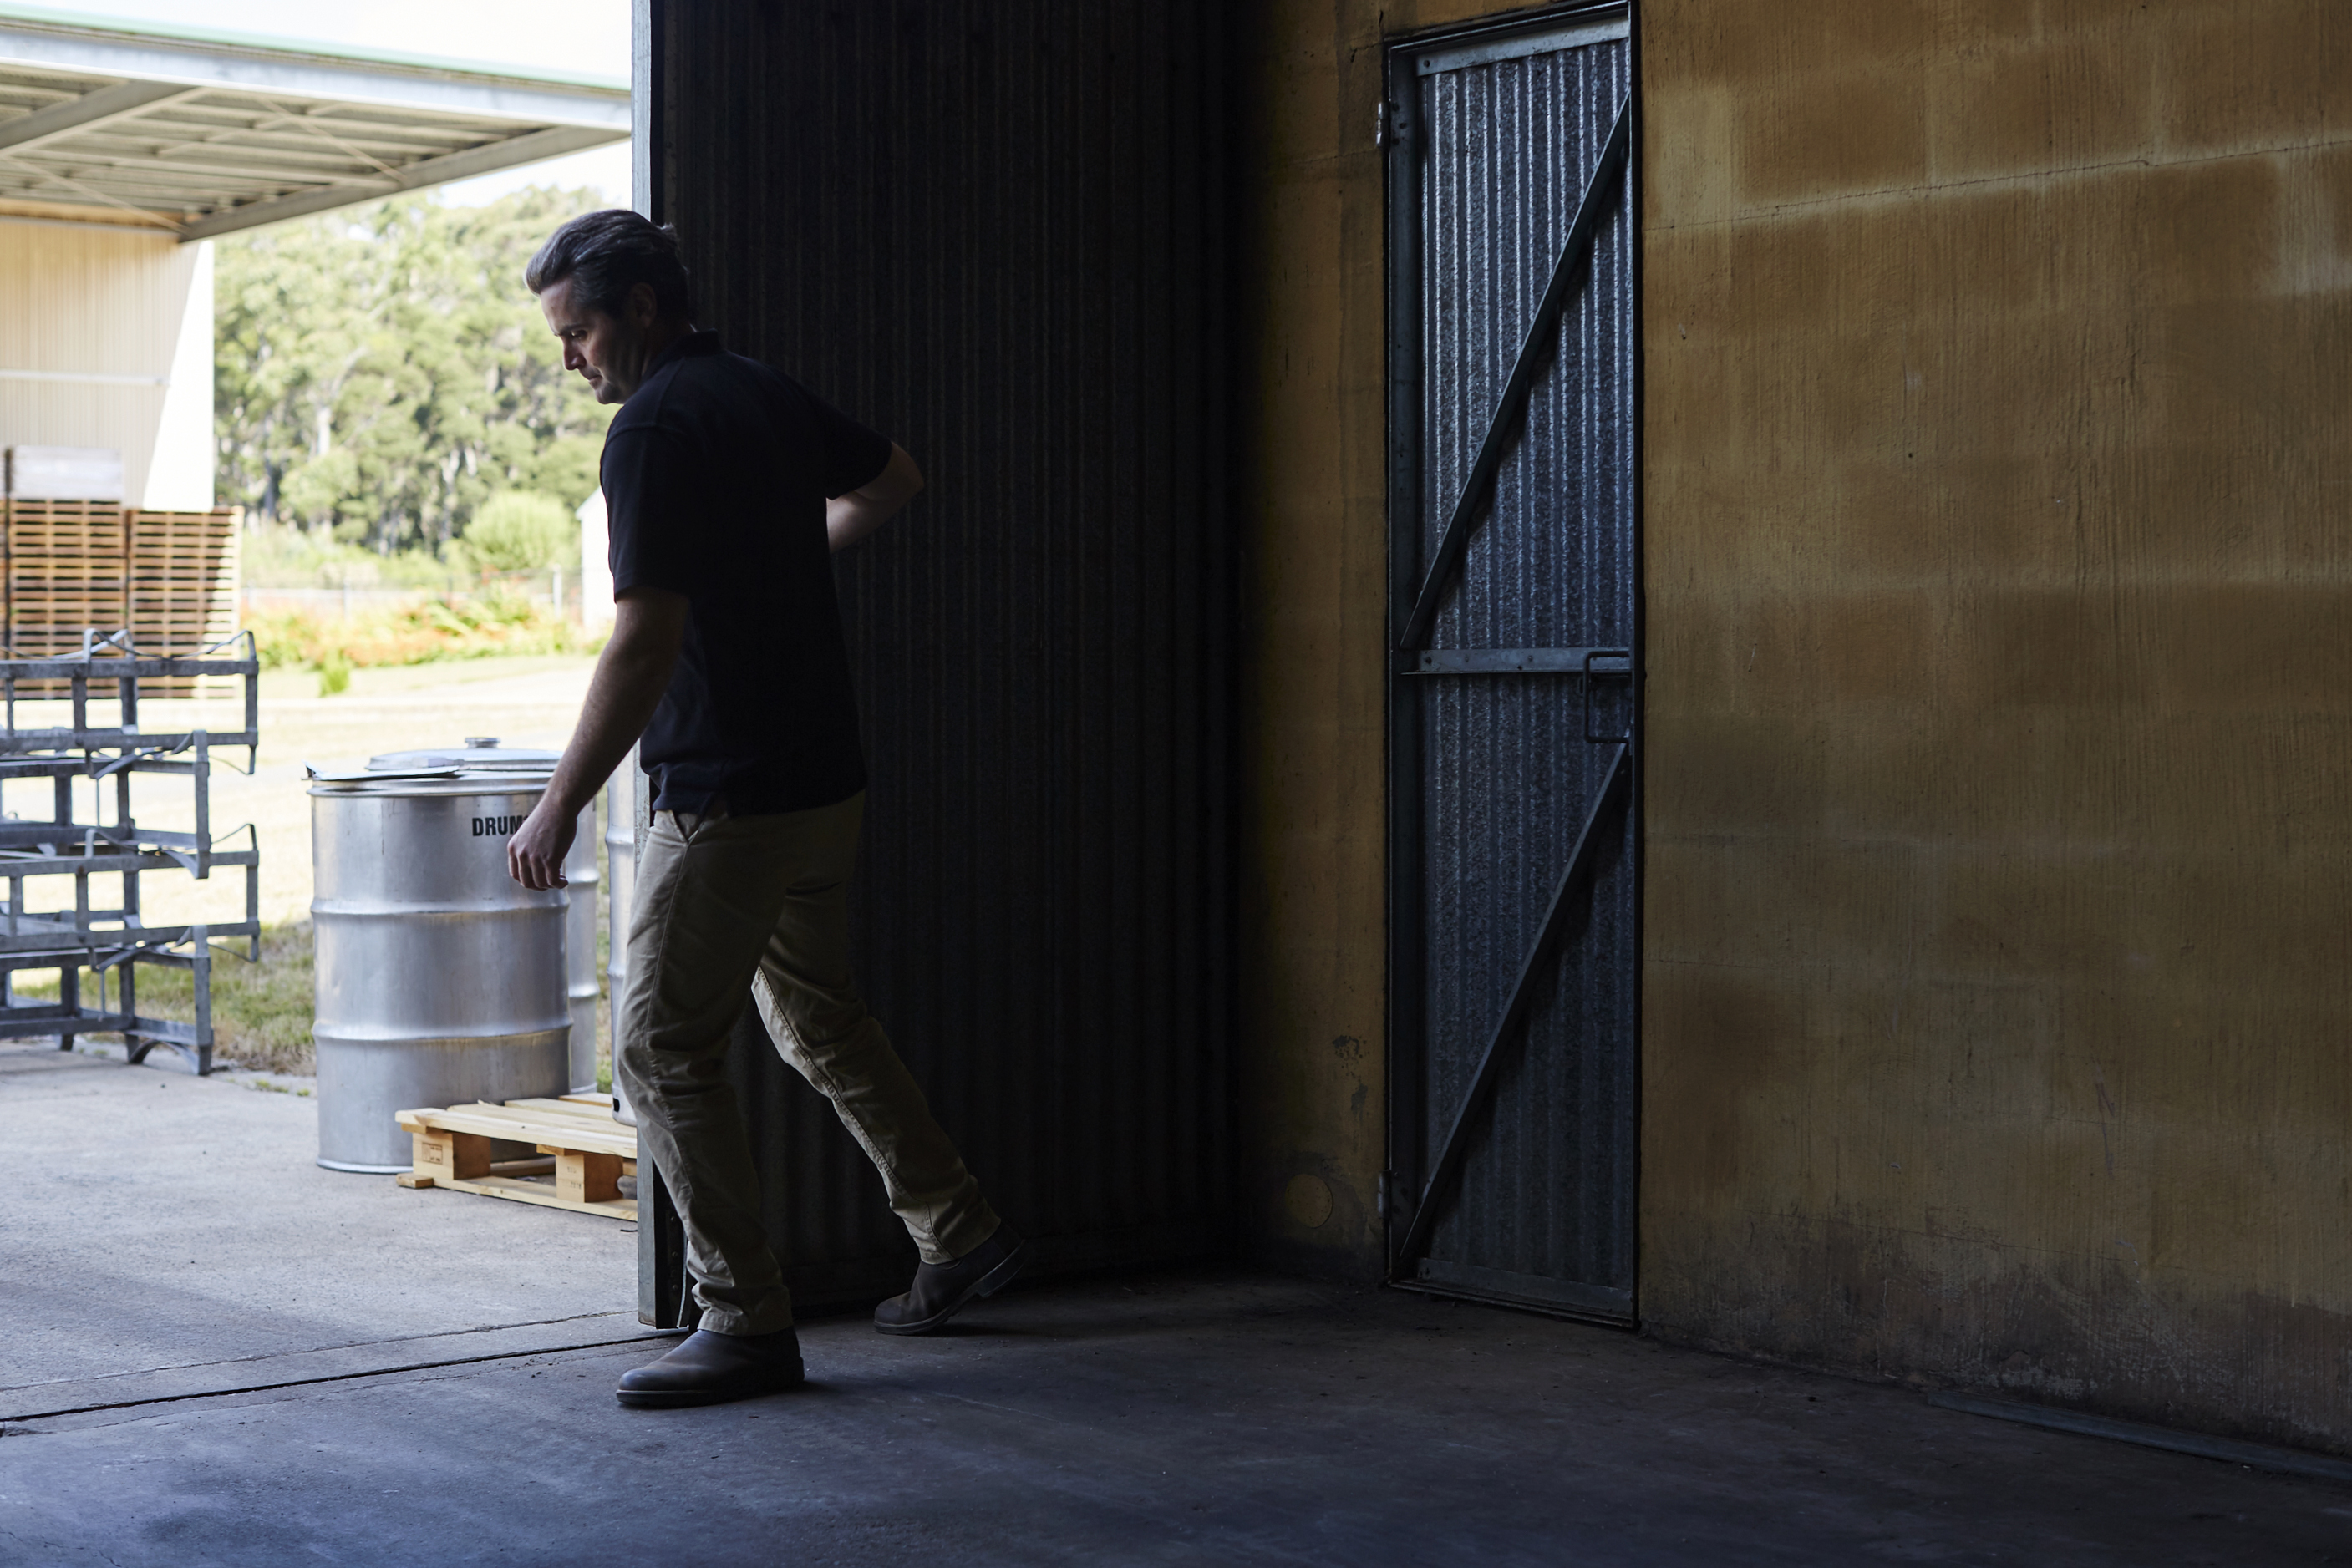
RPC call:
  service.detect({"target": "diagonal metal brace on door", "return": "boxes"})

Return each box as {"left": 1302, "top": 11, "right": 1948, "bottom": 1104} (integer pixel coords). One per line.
{"left": 1396, "top": 96, "right": 1630, "bottom": 656}
{"left": 1389, "top": 740, "right": 1631, "bottom": 1279}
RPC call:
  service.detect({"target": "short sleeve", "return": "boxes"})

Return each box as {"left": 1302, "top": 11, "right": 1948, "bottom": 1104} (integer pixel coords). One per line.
{"left": 811, "top": 395, "right": 892, "bottom": 499}
{"left": 602, "top": 423, "right": 704, "bottom": 596}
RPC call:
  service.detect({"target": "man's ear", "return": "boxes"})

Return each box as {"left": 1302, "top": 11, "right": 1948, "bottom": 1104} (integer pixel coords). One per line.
{"left": 629, "top": 281, "right": 660, "bottom": 328}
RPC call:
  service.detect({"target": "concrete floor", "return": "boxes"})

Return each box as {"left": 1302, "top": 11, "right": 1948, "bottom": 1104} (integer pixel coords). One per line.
{"left": 1, "top": 1039, "right": 634, "bottom": 1396}
{"left": 8, "top": 1044, "right": 2352, "bottom": 1565}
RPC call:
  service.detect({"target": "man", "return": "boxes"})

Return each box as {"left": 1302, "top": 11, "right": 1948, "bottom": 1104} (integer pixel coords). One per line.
{"left": 505, "top": 210, "right": 1022, "bottom": 1410}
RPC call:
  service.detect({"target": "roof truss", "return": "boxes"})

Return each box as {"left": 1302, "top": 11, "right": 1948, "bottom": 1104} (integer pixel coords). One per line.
{"left": 0, "top": 13, "right": 627, "bottom": 238}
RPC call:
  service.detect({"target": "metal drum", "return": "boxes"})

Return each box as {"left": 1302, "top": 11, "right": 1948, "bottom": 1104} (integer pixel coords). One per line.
{"left": 308, "top": 740, "right": 573, "bottom": 1172}
{"left": 562, "top": 793, "right": 602, "bottom": 1093}
{"left": 604, "top": 749, "right": 637, "bottom": 1122}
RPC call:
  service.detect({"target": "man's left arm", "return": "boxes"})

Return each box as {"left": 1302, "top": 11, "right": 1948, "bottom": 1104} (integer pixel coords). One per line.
{"left": 506, "top": 586, "right": 688, "bottom": 891}
{"left": 826, "top": 442, "right": 923, "bottom": 551}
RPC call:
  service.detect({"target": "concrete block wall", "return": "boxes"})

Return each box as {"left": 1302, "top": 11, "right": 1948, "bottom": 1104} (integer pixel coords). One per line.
{"left": 1239, "top": 0, "right": 2352, "bottom": 1452}
{"left": 1639, "top": 0, "right": 2352, "bottom": 1453}
{"left": 1233, "top": 0, "right": 1502, "bottom": 1277}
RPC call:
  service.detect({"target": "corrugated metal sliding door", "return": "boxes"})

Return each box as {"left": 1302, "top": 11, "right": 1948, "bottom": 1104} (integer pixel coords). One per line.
{"left": 637, "top": 0, "right": 1232, "bottom": 1323}
{"left": 1384, "top": 6, "right": 1638, "bottom": 1322}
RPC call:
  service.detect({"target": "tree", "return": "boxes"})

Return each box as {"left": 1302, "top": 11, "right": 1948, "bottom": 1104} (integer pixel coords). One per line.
{"left": 215, "top": 187, "right": 616, "bottom": 554}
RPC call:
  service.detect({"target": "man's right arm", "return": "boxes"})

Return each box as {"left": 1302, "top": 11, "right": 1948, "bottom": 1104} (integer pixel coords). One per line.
{"left": 826, "top": 442, "right": 924, "bottom": 551}
{"left": 506, "top": 586, "right": 687, "bottom": 890}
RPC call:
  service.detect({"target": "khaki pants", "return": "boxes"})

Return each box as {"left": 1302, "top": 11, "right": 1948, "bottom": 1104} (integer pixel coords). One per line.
{"left": 615, "top": 790, "right": 999, "bottom": 1335}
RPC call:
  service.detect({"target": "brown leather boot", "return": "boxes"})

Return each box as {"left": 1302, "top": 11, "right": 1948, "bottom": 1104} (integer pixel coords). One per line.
{"left": 873, "top": 1226, "right": 1026, "bottom": 1336}
{"left": 615, "top": 1327, "right": 804, "bottom": 1408}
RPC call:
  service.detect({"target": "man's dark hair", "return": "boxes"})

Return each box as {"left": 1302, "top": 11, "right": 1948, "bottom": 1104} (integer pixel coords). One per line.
{"left": 526, "top": 209, "right": 694, "bottom": 320}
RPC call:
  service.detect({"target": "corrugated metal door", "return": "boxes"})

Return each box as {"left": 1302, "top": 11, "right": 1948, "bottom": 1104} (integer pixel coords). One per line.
{"left": 1384, "top": 6, "right": 1637, "bottom": 1322}
{"left": 636, "top": 0, "right": 1232, "bottom": 1323}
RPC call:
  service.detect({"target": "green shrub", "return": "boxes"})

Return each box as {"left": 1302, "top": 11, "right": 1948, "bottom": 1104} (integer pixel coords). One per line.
{"left": 317, "top": 648, "right": 352, "bottom": 695}
{"left": 463, "top": 491, "right": 576, "bottom": 572}
{"left": 241, "top": 524, "right": 473, "bottom": 594}
{"left": 246, "top": 589, "right": 604, "bottom": 672}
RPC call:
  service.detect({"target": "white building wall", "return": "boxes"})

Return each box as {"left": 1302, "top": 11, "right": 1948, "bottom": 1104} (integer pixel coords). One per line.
{"left": 144, "top": 238, "right": 214, "bottom": 510}
{"left": 0, "top": 216, "right": 212, "bottom": 508}
{"left": 577, "top": 488, "right": 613, "bottom": 627}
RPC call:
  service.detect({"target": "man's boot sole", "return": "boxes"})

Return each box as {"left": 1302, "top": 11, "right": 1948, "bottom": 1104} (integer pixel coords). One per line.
{"left": 874, "top": 1243, "right": 1027, "bottom": 1337}
{"left": 614, "top": 1367, "right": 805, "bottom": 1409}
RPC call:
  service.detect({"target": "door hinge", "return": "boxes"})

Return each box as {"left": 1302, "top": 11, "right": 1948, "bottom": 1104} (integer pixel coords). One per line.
{"left": 1374, "top": 99, "right": 1393, "bottom": 149}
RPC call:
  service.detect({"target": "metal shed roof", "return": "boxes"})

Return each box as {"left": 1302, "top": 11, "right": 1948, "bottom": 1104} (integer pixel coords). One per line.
{"left": 0, "top": 6, "right": 628, "bottom": 241}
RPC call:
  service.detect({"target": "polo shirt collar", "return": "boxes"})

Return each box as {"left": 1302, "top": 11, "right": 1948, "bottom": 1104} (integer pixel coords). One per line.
{"left": 645, "top": 328, "right": 723, "bottom": 378}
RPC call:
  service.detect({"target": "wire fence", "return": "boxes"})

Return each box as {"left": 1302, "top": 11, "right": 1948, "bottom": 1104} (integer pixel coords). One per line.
{"left": 240, "top": 566, "right": 592, "bottom": 622}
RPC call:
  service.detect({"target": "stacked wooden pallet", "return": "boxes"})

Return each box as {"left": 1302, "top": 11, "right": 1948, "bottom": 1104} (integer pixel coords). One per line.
{"left": 125, "top": 508, "right": 240, "bottom": 696}
{"left": 4, "top": 499, "right": 126, "bottom": 689}
{"left": 0, "top": 502, "right": 241, "bottom": 696}
{"left": 395, "top": 1093, "right": 638, "bottom": 1221}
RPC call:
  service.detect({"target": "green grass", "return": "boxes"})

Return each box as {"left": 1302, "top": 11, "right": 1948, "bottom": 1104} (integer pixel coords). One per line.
{"left": 19, "top": 923, "right": 319, "bottom": 1074}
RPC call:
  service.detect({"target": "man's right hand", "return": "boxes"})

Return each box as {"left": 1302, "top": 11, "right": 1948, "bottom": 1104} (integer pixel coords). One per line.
{"left": 503, "top": 586, "right": 687, "bottom": 891}
{"left": 507, "top": 796, "right": 578, "bottom": 891}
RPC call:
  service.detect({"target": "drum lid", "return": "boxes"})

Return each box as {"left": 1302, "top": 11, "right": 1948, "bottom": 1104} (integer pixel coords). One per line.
{"left": 366, "top": 736, "right": 560, "bottom": 772}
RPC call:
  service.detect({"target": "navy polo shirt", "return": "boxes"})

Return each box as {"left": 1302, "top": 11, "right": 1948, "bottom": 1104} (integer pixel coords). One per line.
{"left": 600, "top": 331, "right": 890, "bottom": 814}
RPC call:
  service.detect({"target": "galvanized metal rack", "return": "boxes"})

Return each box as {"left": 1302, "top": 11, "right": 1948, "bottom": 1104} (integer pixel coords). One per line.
{"left": 0, "top": 629, "right": 260, "bottom": 1074}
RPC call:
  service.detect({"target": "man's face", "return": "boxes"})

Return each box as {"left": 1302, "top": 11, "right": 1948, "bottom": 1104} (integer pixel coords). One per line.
{"left": 541, "top": 277, "right": 649, "bottom": 405}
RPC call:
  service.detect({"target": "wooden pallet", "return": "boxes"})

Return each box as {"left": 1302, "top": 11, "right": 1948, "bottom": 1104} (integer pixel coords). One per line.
{"left": 5, "top": 497, "right": 130, "bottom": 688}
{"left": 125, "top": 508, "right": 240, "bottom": 696}
{"left": 0, "top": 503, "right": 242, "bottom": 695}
{"left": 395, "top": 1092, "right": 638, "bottom": 1220}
